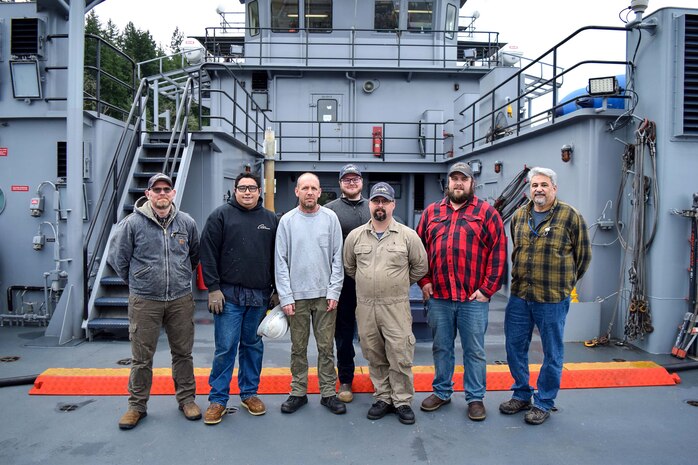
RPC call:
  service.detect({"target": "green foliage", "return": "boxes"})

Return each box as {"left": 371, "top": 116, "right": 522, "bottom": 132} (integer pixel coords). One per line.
{"left": 83, "top": 12, "right": 188, "bottom": 123}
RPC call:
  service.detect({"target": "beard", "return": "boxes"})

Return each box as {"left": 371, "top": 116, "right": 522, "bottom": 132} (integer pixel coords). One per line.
{"left": 372, "top": 208, "right": 387, "bottom": 222}
{"left": 300, "top": 197, "right": 317, "bottom": 210}
{"left": 153, "top": 198, "right": 172, "bottom": 210}
{"left": 447, "top": 186, "right": 473, "bottom": 204}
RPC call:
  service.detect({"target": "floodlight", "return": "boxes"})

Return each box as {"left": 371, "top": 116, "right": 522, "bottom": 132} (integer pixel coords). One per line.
{"left": 588, "top": 76, "right": 619, "bottom": 97}
{"left": 10, "top": 60, "right": 42, "bottom": 99}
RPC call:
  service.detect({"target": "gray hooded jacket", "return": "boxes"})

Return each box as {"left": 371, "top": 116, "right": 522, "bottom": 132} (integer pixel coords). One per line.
{"left": 107, "top": 197, "right": 200, "bottom": 301}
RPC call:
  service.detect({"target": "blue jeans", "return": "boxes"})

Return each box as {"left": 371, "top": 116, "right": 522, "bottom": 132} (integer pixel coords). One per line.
{"left": 208, "top": 302, "right": 266, "bottom": 406}
{"left": 428, "top": 298, "right": 489, "bottom": 403}
{"left": 504, "top": 295, "right": 570, "bottom": 412}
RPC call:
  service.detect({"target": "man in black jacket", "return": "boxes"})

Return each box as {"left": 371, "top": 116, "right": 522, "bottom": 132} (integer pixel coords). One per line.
{"left": 199, "top": 173, "right": 278, "bottom": 425}
{"left": 325, "top": 164, "right": 371, "bottom": 402}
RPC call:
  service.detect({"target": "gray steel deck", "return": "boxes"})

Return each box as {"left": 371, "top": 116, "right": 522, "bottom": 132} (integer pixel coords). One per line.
{"left": 1, "top": 301, "right": 697, "bottom": 465}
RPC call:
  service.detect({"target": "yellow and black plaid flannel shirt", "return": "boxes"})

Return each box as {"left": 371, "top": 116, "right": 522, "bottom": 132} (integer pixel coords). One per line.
{"left": 510, "top": 199, "right": 591, "bottom": 303}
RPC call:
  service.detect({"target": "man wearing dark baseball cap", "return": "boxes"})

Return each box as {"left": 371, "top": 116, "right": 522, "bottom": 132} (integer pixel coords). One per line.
{"left": 108, "top": 171, "right": 201, "bottom": 429}
{"left": 325, "top": 164, "right": 370, "bottom": 403}
{"left": 344, "top": 180, "right": 428, "bottom": 425}
{"left": 417, "top": 162, "right": 507, "bottom": 422}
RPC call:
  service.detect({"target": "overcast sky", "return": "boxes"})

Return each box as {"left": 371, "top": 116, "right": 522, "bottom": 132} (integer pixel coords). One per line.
{"left": 92, "top": 0, "right": 697, "bottom": 93}
{"left": 92, "top": 0, "right": 697, "bottom": 50}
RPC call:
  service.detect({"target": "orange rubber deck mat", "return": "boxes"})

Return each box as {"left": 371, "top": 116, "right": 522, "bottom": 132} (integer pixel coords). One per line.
{"left": 29, "top": 361, "right": 680, "bottom": 395}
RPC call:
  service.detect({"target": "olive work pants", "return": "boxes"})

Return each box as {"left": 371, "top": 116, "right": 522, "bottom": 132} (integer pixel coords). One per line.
{"left": 288, "top": 297, "right": 338, "bottom": 398}
{"left": 356, "top": 300, "right": 416, "bottom": 407}
{"left": 127, "top": 293, "right": 196, "bottom": 412}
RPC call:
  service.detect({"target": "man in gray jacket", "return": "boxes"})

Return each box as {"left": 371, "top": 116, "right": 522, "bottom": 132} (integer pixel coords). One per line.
{"left": 275, "top": 172, "right": 345, "bottom": 415}
{"left": 108, "top": 173, "right": 201, "bottom": 430}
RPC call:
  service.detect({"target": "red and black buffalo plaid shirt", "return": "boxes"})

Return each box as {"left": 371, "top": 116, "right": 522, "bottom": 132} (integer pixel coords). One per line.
{"left": 416, "top": 196, "right": 507, "bottom": 300}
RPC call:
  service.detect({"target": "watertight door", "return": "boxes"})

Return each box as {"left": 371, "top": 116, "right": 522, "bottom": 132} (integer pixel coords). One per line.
{"left": 310, "top": 94, "right": 344, "bottom": 158}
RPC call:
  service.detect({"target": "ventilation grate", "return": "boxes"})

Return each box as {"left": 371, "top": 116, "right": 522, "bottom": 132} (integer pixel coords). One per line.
{"left": 57, "top": 141, "right": 67, "bottom": 180}
{"left": 252, "top": 71, "right": 268, "bottom": 91}
{"left": 684, "top": 15, "right": 698, "bottom": 135}
{"left": 11, "top": 18, "right": 41, "bottom": 57}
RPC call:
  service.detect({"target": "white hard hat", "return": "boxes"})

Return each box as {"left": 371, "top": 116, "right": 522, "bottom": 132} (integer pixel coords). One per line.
{"left": 257, "top": 305, "right": 289, "bottom": 339}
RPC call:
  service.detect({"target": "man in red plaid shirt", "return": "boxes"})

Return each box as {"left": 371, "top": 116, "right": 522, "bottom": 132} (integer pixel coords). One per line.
{"left": 416, "top": 162, "right": 507, "bottom": 421}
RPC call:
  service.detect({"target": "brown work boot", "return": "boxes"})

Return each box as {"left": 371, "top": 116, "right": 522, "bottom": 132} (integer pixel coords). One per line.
{"left": 241, "top": 396, "right": 267, "bottom": 416}
{"left": 118, "top": 409, "right": 146, "bottom": 430}
{"left": 499, "top": 398, "right": 532, "bottom": 415}
{"left": 420, "top": 394, "right": 451, "bottom": 412}
{"left": 467, "top": 401, "right": 486, "bottom": 421}
{"left": 179, "top": 401, "right": 202, "bottom": 421}
{"left": 204, "top": 403, "right": 227, "bottom": 425}
{"left": 338, "top": 383, "right": 353, "bottom": 403}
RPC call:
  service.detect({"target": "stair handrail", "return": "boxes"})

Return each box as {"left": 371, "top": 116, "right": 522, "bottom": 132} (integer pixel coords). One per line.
{"left": 82, "top": 78, "right": 151, "bottom": 319}
{"left": 162, "top": 77, "right": 194, "bottom": 177}
{"left": 457, "top": 25, "right": 630, "bottom": 152}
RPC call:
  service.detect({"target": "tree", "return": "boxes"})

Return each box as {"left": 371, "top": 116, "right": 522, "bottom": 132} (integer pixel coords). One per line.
{"left": 170, "top": 26, "right": 184, "bottom": 54}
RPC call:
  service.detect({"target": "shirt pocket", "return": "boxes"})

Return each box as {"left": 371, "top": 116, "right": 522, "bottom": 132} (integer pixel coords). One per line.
{"left": 386, "top": 242, "right": 408, "bottom": 268}
{"left": 427, "top": 218, "right": 448, "bottom": 239}
{"left": 460, "top": 215, "right": 485, "bottom": 247}
{"left": 354, "top": 243, "right": 373, "bottom": 268}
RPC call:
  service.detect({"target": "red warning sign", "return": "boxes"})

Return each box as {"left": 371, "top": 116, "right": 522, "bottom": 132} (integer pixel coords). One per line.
{"left": 0, "top": 148, "right": 7, "bottom": 156}
{"left": 11, "top": 185, "right": 30, "bottom": 192}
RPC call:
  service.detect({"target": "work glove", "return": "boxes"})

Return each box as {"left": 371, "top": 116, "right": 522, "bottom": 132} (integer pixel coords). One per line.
{"left": 208, "top": 290, "right": 225, "bottom": 314}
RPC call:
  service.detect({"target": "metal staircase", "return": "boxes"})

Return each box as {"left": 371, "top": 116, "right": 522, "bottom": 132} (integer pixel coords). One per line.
{"left": 85, "top": 78, "right": 197, "bottom": 339}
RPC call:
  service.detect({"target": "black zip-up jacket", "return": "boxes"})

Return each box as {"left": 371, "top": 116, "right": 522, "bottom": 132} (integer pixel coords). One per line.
{"left": 200, "top": 196, "right": 278, "bottom": 292}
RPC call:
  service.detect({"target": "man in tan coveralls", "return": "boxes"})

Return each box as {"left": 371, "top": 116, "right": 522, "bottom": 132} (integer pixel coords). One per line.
{"left": 344, "top": 182, "right": 428, "bottom": 425}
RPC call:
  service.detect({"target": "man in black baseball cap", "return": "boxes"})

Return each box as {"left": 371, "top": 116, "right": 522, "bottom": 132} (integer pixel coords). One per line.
{"left": 325, "top": 163, "right": 370, "bottom": 403}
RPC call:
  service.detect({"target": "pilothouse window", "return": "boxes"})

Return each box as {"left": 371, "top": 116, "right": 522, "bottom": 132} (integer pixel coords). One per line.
{"left": 407, "top": 1, "right": 433, "bottom": 32}
{"left": 375, "top": 0, "right": 399, "bottom": 32}
{"left": 445, "top": 3, "right": 457, "bottom": 39}
{"left": 271, "top": 0, "right": 299, "bottom": 32}
{"left": 305, "top": 0, "right": 333, "bottom": 33}
{"left": 248, "top": 0, "right": 260, "bottom": 36}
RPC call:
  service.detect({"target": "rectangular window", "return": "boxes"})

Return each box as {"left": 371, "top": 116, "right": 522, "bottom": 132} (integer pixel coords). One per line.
{"left": 445, "top": 3, "right": 457, "bottom": 39}
{"left": 407, "top": 1, "right": 433, "bottom": 32}
{"left": 375, "top": 0, "right": 399, "bottom": 32}
{"left": 317, "top": 98, "right": 338, "bottom": 122}
{"left": 271, "top": 0, "right": 299, "bottom": 33}
{"left": 305, "top": 0, "right": 332, "bottom": 33}
{"left": 248, "top": 0, "right": 260, "bottom": 36}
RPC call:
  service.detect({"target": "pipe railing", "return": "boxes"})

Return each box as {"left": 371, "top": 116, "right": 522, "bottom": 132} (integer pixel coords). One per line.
{"left": 457, "top": 25, "right": 630, "bottom": 152}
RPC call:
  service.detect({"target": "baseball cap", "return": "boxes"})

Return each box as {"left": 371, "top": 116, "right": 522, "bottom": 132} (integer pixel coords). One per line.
{"left": 147, "top": 173, "right": 173, "bottom": 189}
{"left": 369, "top": 182, "right": 395, "bottom": 201}
{"left": 339, "top": 163, "right": 362, "bottom": 179}
{"left": 447, "top": 162, "right": 473, "bottom": 178}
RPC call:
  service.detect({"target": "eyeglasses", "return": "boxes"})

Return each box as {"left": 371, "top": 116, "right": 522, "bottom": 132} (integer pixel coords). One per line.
{"left": 236, "top": 185, "right": 259, "bottom": 193}
{"left": 370, "top": 198, "right": 393, "bottom": 205}
{"left": 150, "top": 187, "right": 172, "bottom": 194}
{"left": 341, "top": 177, "right": 362, "bottom": 185}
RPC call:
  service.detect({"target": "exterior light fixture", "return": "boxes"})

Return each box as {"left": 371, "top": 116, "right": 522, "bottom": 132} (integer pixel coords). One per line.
{"left": 588, "top": 77, "right": 619, "bottom": 96}
{"left": 10, "top": 60, "right": 42, "bottom": 99}
{"left": 494, "top": 161, "right": 503, "bottom": 174}
{"left": 561, "top": 144, "right": 573, "bottom": 163}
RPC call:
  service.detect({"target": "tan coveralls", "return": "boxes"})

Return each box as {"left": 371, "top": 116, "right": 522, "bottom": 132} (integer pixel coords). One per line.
{"left": 344, "top": 219, "right": 428, "bottom": 407}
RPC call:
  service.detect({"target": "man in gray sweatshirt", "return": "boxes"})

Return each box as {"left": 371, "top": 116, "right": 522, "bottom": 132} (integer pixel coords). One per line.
{"left": 275, "top": 173, "right": 345, "bottom": 415}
